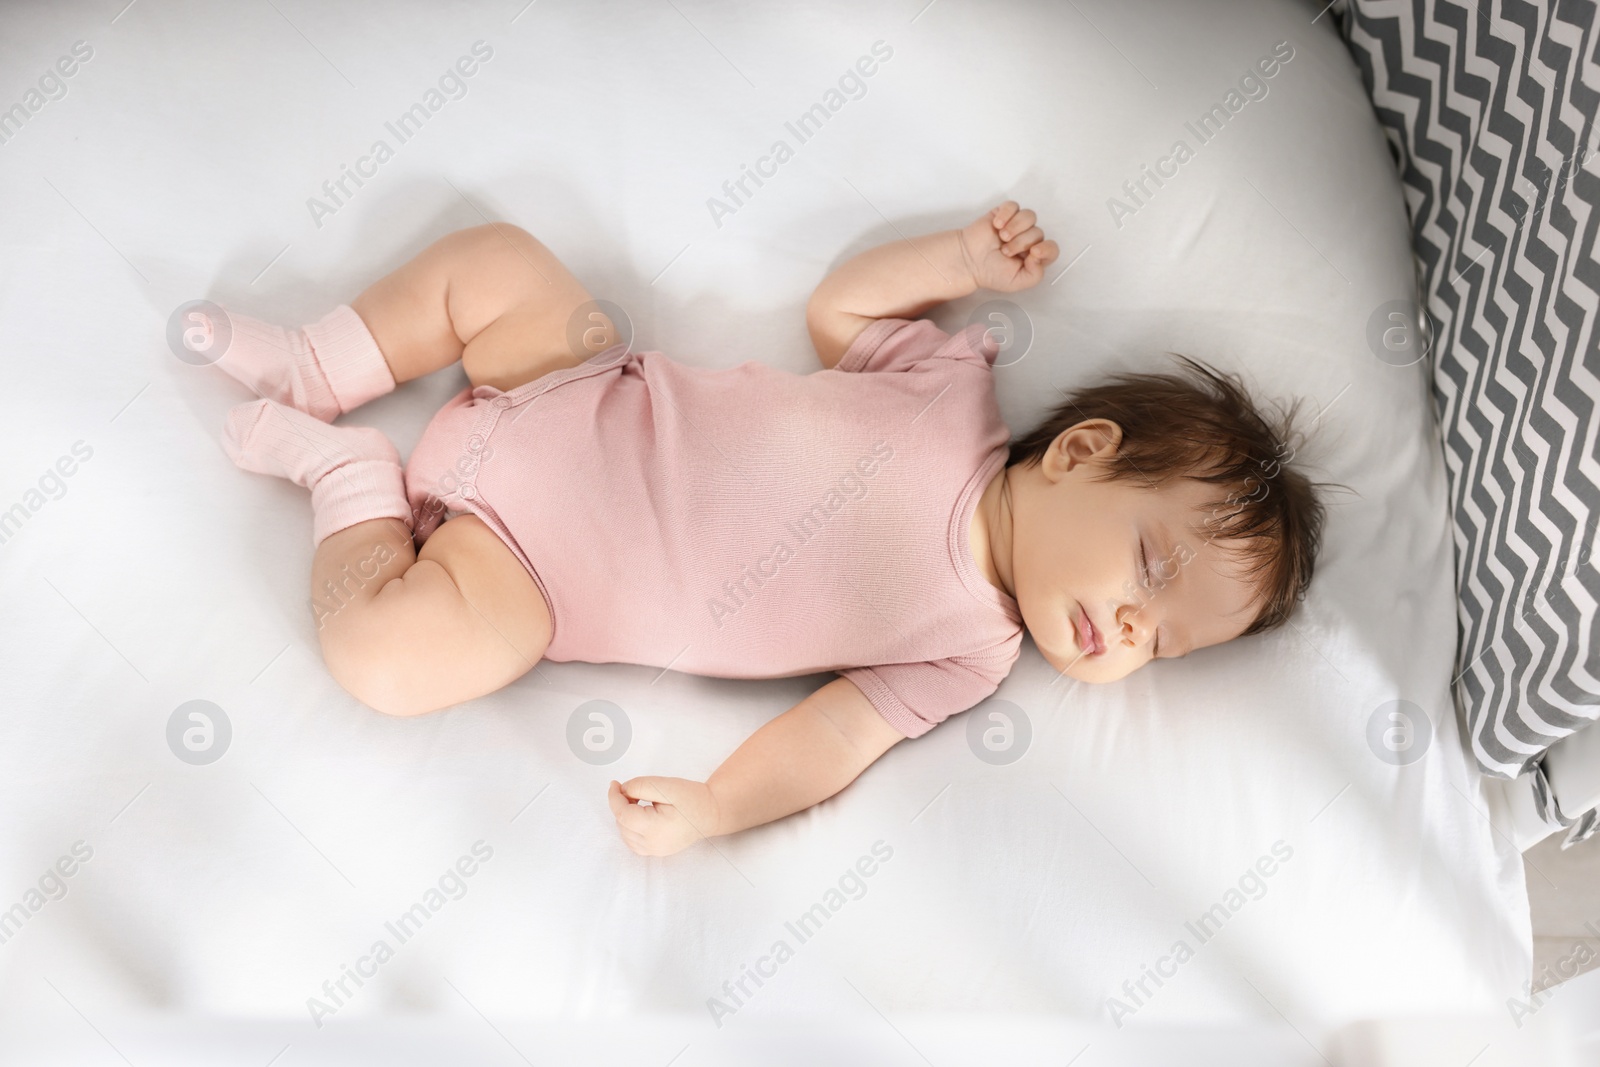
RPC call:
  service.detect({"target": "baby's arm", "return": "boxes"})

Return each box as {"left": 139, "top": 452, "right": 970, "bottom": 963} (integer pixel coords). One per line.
{"left": 806, "top": 200, "right": 1060, "bottom": 369}
{"left": 607, "top": 677, "right": 902, "bottom": 856}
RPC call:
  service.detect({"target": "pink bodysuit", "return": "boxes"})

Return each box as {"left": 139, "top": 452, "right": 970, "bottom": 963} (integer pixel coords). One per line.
{"left": 403, "top": 317, "right": 1025, "bottom": 737}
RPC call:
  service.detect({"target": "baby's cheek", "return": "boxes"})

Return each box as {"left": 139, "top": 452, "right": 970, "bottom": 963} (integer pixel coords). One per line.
{"left": 1082, "top": 650, "right": 1146, "bottom": 685}
{"left": 1023, "top": 605, "right": 1071, "bottom": 663}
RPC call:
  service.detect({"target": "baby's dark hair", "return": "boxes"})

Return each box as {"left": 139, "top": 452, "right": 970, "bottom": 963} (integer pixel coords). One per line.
{"left": 1006, "top": 356, "right": 1326, "bottom": 635}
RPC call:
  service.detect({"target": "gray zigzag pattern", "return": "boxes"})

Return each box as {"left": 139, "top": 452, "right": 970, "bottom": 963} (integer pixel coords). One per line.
{"left": 1337, "top": 0, "right": 1600, "bottom": 779}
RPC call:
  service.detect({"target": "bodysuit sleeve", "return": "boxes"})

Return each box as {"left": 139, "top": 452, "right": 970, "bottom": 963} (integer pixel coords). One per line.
{"left": 839, "top": 639, "right": 1021, "bottom": 738}
{"left": 835, "top": 317, "right": 1000, "bottom": 376}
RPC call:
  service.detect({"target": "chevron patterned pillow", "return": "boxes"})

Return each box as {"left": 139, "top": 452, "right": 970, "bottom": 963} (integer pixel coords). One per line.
{"left": 1336, "top": 1, "right": 1600, "bottom": 780}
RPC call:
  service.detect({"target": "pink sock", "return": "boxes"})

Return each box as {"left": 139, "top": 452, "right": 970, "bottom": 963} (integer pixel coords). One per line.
{"left": 214, "top": 305, "right": 396, "bottom": 422}
{"left": 223, "top": 399, "right": 413, "bottom": 546}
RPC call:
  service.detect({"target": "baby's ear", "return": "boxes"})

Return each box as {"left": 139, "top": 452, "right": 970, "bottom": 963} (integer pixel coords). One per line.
{"left": 1053, "top": 419, "right": 1122, "bottom": 471}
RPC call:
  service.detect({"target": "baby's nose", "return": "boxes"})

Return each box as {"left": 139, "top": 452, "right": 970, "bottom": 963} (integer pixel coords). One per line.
{"left": 1117, "top": 604, "right": 1155, "bottom": 647}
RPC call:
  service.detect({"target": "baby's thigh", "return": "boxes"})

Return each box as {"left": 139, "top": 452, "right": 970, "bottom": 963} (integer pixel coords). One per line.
{"left": 349, "top": 515, "right": 551, "bottom": 715}
{"left": 416, "top": 512, "right": 552, "bottom": 664}
{"left": 450, "top": 225, "right": 620, "bottom": 392}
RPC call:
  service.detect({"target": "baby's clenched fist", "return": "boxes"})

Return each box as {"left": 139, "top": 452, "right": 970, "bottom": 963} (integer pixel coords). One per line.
{"left": 608, "top": 776, "right": 722, "bottom": 856}
{"left": 959, "top": 200, "right": 1060, "bottom": 293}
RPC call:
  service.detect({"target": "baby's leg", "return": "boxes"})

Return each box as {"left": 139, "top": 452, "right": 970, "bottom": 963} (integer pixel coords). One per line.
{"left": 350, "top": 222, "right": 618, "bottom": 392}
{"left": 225, "top": 399, "right": 549, "bottom": 716}
{"left": 214, "top": 223, "right": 614, "bottom": 417}
{"left": 313, "top": 514, "right": 551, "bottom": 717}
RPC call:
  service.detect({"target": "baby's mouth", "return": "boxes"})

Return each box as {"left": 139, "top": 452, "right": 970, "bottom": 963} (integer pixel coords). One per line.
{"left": 1076, "top": 603, "right": 1105, "bottom": 656}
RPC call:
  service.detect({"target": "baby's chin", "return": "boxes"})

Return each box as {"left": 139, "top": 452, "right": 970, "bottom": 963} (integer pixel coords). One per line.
{"left": 1047, "top": 649, "right": 1140, "bottom": 684}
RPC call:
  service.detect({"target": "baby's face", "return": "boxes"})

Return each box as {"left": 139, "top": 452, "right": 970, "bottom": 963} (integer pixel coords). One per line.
{"left": 1012, "top": 447, "right": 1263, "bottom": 684}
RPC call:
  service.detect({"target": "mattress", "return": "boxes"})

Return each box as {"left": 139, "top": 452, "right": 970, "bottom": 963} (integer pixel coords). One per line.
{"left": 0, "top": 0, "right": 1532, "bottom": 1056}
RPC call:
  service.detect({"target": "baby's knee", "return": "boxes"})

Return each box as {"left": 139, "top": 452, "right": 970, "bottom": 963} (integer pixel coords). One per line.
{"left": 320, "top": 623, "right": 435, "bottom": 718}
{"left": 456, "top": 221, "right": 537, "bottom": 261}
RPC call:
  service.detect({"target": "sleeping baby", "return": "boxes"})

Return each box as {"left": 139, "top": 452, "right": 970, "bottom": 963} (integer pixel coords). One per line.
{"left": 205, "top": 201, "right": 1324, "bottom": 855}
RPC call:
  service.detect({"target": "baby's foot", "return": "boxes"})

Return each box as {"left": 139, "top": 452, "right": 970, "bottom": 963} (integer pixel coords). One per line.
{"left": 223, "top": 399, "right": 412, "bottom": 545}
{"left": 223, "top": 397, "right": 400, "bottom": 487}
{"left": 213, "top": 305, "right": 395, "bottom": 422}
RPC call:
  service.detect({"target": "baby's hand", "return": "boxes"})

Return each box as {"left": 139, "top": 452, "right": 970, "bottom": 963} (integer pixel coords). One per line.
{"left": 959, "top": 201, "right": 1060, "bottom": 293}
{"left": 607, "top": 777, "right": 721, "bottom": 856}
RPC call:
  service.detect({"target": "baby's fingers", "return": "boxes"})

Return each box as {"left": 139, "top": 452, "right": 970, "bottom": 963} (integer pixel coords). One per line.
{"left": 1001, "top": 225, "right": 1044, "bottom": 257}
{"left": 997, "top": 207, "right": 1036, "bottom": 243}
{"left": 990, "top": 200, "right": 1021, "bottom": 233}
{"left": 619, "top": 776, "right": 675, "bottom": 805}
{"left": 606, "top": 780, "right": 632, "bottom": 817}
{"left": 617, "top": 796, "right": 667, "bottom": 832}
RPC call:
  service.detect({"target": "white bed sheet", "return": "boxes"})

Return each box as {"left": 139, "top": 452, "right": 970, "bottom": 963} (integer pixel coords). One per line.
{"left": 0, "top": 0, "right": 1530, "bottom": 1045}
